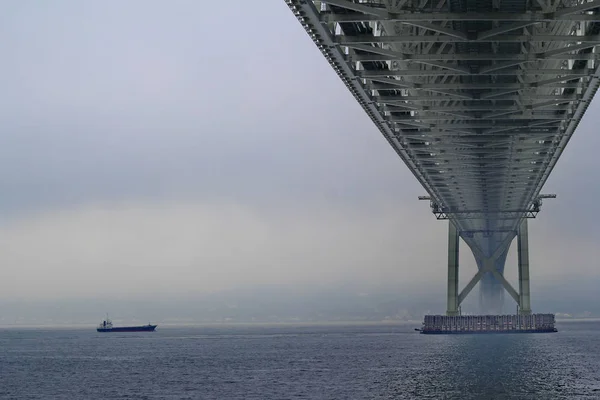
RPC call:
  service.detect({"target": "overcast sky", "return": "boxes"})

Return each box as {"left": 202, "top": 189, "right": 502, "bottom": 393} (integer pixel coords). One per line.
{"left": 1, "top": 1, "right": 598, "bottom": 308}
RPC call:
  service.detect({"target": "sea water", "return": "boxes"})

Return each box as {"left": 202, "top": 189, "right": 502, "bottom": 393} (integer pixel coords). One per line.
{"left": 1, "top": 320, "right": 598, "bottom": 399}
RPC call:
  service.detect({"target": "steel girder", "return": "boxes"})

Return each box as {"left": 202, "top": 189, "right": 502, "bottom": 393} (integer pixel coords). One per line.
{"left": 285, "top": 0, "right": 600, "bottom": 258}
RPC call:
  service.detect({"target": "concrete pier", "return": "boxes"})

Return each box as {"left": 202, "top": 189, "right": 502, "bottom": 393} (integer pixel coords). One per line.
{"left": 421, "top": 314, "right": 557, "bottom": 334}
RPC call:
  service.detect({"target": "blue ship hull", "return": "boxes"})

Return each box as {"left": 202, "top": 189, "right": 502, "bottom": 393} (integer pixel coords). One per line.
{"left": 97, "top": 325, "right": 157, "bottom": 332}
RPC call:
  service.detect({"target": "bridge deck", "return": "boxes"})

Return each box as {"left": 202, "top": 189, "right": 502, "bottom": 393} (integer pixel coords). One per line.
{"left": 286, "top": 0, "right": 600, "bottom": 258}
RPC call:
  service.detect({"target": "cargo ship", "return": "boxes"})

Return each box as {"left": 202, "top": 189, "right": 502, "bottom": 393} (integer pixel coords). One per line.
{"left": 420, "top": 313, "right": 557, "bottom": 334}
{"left": 96, "top": 316, "right": 157, "bottom": 332}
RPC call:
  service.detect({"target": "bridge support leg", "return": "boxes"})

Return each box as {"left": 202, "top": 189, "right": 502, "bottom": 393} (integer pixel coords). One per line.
{"left": 446, "top": 221, "right": 460, "bottom": 316}
{"left": 518, "top": 219, "right": 532, "bottom": 315}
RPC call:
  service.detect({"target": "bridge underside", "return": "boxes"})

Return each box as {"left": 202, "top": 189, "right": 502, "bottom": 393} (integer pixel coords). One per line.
{"left": 286, "top": 0, "right": 600, "bottom": 312}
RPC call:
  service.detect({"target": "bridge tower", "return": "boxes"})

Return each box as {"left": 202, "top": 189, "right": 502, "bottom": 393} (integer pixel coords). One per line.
{"left": 425, "top": 195, "right": 555, "bottom": 316}
{"left": 445, "top": 219, "right": 531, "bottom": 316}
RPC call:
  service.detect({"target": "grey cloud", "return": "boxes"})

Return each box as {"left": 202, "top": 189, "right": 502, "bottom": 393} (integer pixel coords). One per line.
{"left": 0, "top": 0, "right": 421, "bottom": 218}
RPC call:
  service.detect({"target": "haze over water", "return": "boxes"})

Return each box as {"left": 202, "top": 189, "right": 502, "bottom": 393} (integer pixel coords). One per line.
{"left": 1, "top": 0, "right": 599, "bottom": 313}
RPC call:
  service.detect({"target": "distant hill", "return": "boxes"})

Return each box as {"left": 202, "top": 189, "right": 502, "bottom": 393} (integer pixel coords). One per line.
{"left": 0, "top": 279, "right": 597, "bottom": 326}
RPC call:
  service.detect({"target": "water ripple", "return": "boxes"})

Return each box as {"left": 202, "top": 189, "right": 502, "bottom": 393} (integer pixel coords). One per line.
{"left": 0, "top": 321, "right": 598, "bottom": 399}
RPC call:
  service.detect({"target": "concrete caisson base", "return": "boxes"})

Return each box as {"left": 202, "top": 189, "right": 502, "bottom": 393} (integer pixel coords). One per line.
{"left": 420, "top": 313, "right": 557, "bottom": 334}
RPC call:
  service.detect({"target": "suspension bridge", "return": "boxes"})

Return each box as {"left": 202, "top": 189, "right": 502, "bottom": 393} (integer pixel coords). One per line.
{"left": 285, "top": 0, "right": 600, "bottom": 316}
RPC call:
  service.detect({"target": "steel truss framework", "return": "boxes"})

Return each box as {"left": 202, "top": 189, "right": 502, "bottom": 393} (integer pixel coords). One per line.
{"left": 286, "top": 0, "right": 600, "bottom": 310}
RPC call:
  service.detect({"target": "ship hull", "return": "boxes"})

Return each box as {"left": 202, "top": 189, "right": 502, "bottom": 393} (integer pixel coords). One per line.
{"left": 97, "top": 325, "right": 157, "bottom": 332}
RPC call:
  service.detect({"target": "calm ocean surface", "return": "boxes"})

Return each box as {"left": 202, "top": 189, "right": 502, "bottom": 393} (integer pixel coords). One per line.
{"left": 1, "top": 320, "right": 599, "bottom": 399}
